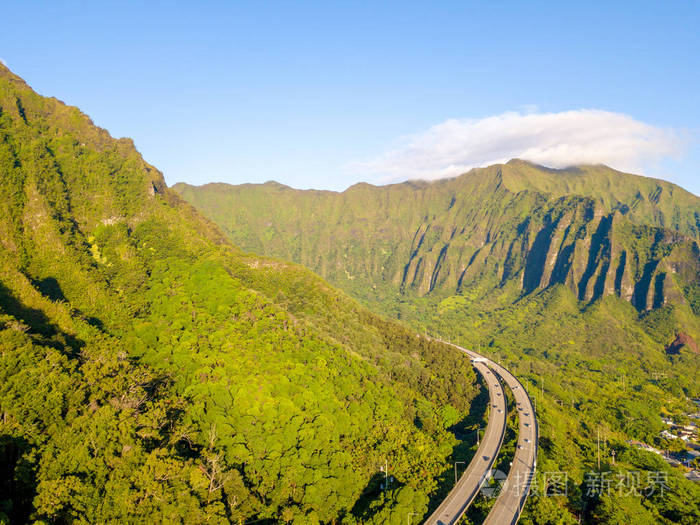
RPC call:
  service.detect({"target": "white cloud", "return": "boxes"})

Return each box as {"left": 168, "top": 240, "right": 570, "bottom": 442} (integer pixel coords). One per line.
{"left": 354, "top": 110, "right": 684, "bottom": 183}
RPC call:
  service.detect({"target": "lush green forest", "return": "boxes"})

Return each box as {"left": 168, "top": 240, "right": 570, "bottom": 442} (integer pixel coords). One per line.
{"left": 176, "top": 157, "right": 700, "bottom": 522}
{"left": 2, "top": 54, "right": 700, "bottom": 524}
{"left": 0, "top": 63, "right": 485, "bottom": 524}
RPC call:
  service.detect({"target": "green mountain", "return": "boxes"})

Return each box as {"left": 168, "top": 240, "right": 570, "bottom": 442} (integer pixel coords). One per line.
{"left": 173, "top": 161, "right": 699, "bottom": 317}
{"left": 175, "top": 160, "right": 700, "bottom": 522}
{"left": 3, "top": 57, "right": 699, "bottom": 524}
{"left": 0, "top": 64, "right": 482, "bottom": 523}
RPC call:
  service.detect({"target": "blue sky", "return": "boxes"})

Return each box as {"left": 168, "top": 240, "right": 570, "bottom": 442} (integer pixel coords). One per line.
{"left": 1, "top": 1, "right": 698, "bottom": 194}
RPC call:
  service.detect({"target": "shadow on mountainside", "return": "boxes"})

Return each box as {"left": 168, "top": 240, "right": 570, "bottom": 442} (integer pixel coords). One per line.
{"left": 346, "top": 472, "right": 394, "bottom": 521}
{"left": 0, "top": 434, "right": 37, "bottom": 524}
{"left": 0, "top": 280, "right": 84, "bottom": 356}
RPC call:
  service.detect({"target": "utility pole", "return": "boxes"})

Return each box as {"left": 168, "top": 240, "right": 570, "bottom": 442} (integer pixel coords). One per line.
{"left": 380, "top": 459, "right": 388, "bottom": 491}
{"left": 597, "top": 428, "right": 601, "bottom": 470}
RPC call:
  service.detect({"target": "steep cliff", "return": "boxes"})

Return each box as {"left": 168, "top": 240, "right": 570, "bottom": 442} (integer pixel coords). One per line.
{"left": 174, "top": 162, "right": 700, "bottom": 315}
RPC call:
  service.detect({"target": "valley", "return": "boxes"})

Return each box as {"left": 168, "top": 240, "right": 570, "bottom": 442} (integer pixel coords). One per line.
{"left": 3, "top": 2, "right": 700, "bottom": 524}
{"left": 176, "top": 161, "right": 700, "bottom": 523}
{"left": 1, "top": 33, "right": 699, "bottom": 525}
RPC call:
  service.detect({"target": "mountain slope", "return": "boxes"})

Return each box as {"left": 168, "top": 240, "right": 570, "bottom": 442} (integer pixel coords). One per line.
{"left": 175, "top": 161, "right": 700, "bottom": 523}
{"left": 0, "top": 63, "right": 480, "bottom": 524}
{"left": 173, "top": 161, "right": 700, "bottom": 317}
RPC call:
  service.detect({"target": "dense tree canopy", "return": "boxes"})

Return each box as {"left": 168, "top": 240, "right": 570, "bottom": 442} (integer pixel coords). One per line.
{"left": 0, "top": 63, "right": 480, "bottom": 523}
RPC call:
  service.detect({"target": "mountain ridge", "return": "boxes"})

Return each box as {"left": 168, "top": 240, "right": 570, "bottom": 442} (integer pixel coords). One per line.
{"left": 0, "top": 62, "right": 482, "bottom": 523}
{"left": 175, "top": 152, "right": 700, "bottom": 523}
{"left": 174, "top": 161, "right": 700, "bottom": 318}
{"left": 176, "top": 157, "right": 698, "bottom": 199}
{"left": 2, "top": 61, "right": 700, "bottom": 524}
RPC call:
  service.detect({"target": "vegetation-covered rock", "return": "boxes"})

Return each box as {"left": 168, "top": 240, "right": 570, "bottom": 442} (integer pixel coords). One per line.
{"left": 0, "top": 62, "right": 480, "bottom": 523}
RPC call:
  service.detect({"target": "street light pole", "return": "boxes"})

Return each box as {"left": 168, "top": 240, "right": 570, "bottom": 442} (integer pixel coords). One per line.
{"left": 455, "top": 461, "right": 465, "bottom": 484}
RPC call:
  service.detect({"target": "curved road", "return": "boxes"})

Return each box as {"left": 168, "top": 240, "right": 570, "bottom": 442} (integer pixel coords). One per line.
{"left": 425, "top": 341, "right": 538, "bottom": 525}
{"left": 424, "top": 357, "right": 507, "bottom": 524}
{"left": 483, "top": 360, "right": 538, "bottom": 525}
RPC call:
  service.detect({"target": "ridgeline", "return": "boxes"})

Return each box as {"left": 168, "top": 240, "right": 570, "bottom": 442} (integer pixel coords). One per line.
{"left": 0, "top": 62, "right": 482, "bottom": 524}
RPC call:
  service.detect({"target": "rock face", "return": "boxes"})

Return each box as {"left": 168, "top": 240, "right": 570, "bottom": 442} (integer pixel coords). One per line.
{"left": 666, "top": 333, "right": 700, "bottom": 355}
{"left": 174, "top": 162, "right": 700, "bottom": 315}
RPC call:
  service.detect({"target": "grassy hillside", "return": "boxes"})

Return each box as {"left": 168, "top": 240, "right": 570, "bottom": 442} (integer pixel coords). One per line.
{"left": 176, "top": 162, "right": 700, "bottom": 523}
{"left": 0, "top": 63, "right": 482, "bottom": 524}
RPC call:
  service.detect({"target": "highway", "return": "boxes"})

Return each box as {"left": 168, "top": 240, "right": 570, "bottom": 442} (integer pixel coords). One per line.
{"left": 483, "top": 360, "right": 538, "bottom": 525}
{"left": 425, "top": 341, "right": 538, "bottom": 525}
{"left": 424, "top": 356, "right": 508, "bottom": 524}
